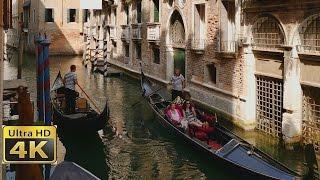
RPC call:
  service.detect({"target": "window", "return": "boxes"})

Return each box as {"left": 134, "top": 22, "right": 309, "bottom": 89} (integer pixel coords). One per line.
{"left": 112, "top": 42, "right": 117, "bottom": 58}
{"left": 125, "top": 5, "right": 129, "bottom": 25}
{"left": 168, "top": 0, "right": 174, "bottom": 7}
{"left": 153, "top": 47, "right": 160, "bottom": 64}
{"left": 207, "top": 64, "right": 217, "bottom": 84}
{"left": 136, "top": 43, "right": 141, "bottom": 60}
{"left": 125, "top": 44, "right": 130, "bottom": 57}
{"left": 68, "top": 9, "right": 77, "bottom": 23}
{"left": 33, "top": 9, "right": 36, "bottom": 22}
{"left": 45, "top": 8, "right": 54, "bottom": 22}
{"left": 83, "top": 9, "right": 89, "bottom": 22}
{"left": 153, "top": 0, "right": 159, "bottom": 22}
{"left": 137, "top": 1, "right": 142, "bottom": 23}
{"left": 193, "top": 4, "right": 205, "bottom": 43}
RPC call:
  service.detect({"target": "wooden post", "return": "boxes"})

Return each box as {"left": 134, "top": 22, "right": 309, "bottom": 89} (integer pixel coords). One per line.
{"left": 15, "top": 86, "right": 43, "bottom": 180}
{"left": 17, "top": 31, "right": 24, "bottom": 79}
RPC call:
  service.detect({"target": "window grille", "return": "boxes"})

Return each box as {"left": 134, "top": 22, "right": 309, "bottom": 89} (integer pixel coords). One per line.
{"left": 302, "top": 86, "right": 320, "bottom": 154}
{"left": 256, "top": 76, "right": 283, "bottom": 137}
{"left": 299, "top": 15, "right": 320, "bottom": 54}
{"left": 252, "top": 16, "right": 284, "bottom": 50}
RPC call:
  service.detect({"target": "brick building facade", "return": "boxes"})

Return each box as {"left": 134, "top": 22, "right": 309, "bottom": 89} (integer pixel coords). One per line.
{"left": 85, "top": 0, "right": 320, "bottom": 151}
{"left": 7, "top": 0, "right": 86, "bottom": 55}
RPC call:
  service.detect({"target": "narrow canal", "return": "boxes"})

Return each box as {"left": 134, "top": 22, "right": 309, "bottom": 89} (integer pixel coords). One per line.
{"left": 4, "top": 54, "right": 306, "bottom": 179}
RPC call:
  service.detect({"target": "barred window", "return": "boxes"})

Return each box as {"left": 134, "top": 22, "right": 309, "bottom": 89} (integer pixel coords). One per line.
{"left": 299, "top": 14, "right": 320, "bottom": 54}
{"left": 252, "top": 16, "right": 284, "bottom": 50}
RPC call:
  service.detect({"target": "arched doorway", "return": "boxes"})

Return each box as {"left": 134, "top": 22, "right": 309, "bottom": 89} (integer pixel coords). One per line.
{"left": 169, "top": 10, "right": 186, "bottom": 77}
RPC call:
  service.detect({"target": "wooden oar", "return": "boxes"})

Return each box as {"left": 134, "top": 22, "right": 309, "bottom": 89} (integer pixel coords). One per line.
{"left": 131, "top": 86, "right": 164, "bottom": 107}
{"left": 77, "top": 84, "right": 101, "bottom": 113}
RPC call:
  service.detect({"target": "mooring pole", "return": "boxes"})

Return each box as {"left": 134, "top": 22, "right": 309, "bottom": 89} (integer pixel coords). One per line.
{"left": 15, "top": 87, "right": 43, "bottom": 180}
{"left": 41, "top": 34, "right": 51, "bottom": 125}
{"left": 17, "top": 31, "right": 25, "bottom": 79}
{"left": 36, "top": 34, "right": 44, "bottom": 122}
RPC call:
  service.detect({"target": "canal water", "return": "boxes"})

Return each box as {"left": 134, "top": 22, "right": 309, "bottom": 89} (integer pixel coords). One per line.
{"left": 4, "top": 54, "right": 306, "bottom": 179}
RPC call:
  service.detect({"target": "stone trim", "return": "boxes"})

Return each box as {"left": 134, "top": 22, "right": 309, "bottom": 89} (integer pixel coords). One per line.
{"left": 190, "top": 78, "right": 240, "bottom": 99}
{"left": 254, "top": 71, "right": 283, "bottom": 80}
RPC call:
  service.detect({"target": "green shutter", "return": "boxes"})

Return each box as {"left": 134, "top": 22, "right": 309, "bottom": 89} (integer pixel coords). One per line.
{"left": 153, "top": 0, "right": 159, "bottom": 23}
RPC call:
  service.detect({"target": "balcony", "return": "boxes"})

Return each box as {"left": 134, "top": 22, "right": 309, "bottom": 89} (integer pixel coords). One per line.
{"left": 216, "top": 41, "right": 238, "bottom": 59}
{"left": 124, "top": 56, "right": 130, "bottom": 64}
{"left": 132, "top": 24, "right": 142, "bottom": 41}
{"left": 191, "top": 39, "right": 205, "bottom": 54}
{"left": 147, "top": 23, "right": 160, "bottom": 42}
{"left": 121, "top": 25, "right": 130, "bottom": 42}
{"left": 109, "top": 25, "right": 117, "bottom": 41}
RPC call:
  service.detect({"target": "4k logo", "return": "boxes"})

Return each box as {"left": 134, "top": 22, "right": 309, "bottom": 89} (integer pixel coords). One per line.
{"left": 2, "top": 126, "right": 57, "bottom": 164}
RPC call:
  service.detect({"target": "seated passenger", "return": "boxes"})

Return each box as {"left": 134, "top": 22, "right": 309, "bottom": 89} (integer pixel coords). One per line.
{"left": 166, "top": 104, "right": 188, "bottom": 129}
{"left": 183, "top": 101, "right": 203, "bottom": 127}
{"left": 172, "top": 96, "right": 185, "bottom": 106}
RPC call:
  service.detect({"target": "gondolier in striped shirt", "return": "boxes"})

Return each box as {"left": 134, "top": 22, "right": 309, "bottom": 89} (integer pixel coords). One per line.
{"left": 63, "top": 65, "right": 78, "bottom": 114}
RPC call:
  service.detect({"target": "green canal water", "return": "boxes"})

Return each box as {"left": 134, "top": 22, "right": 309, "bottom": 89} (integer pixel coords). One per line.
{"left": 4, "top": 54, "right": 306, "bottom": 179}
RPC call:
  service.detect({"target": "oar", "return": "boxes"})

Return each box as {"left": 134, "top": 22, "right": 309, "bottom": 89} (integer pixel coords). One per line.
{"left": 77, "top": 84, "right": 101, "bottom": 113}
{"left": 131, "top": 86, "right": 164, "bottom": 107}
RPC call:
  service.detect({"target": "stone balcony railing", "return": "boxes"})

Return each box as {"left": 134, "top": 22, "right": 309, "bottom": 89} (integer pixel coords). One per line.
{"left": 218, "top": 41, "right": 237, "bottom": 53}
{"left": 215, "top": 41, "right": 238, "bottom": 59}
{"left": 132, "top": 23, "right": 142, "bottom": 41}
{"left": 121, "top": 25, "right": 130, "bottom": 42}
{"left": 109, "top": 25, "right": 117, "bottom": 40}
{"left": 147, "top": 23, "right": 160, "bottom": 42}
{"left": 191, "top": 39, "right": 205, "bottom": 53}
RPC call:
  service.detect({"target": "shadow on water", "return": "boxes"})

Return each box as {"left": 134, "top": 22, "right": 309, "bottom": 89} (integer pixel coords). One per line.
{"left": 57, "top": 130, "right": 110, "bottom": 180}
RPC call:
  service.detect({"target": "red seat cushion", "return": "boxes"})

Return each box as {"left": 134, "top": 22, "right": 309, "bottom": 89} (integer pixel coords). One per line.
{"left": 198, "top": 126, "right": 214, "bottom": 134}
{"left": 195, "top": 131, "right": 208, "bottom": 141}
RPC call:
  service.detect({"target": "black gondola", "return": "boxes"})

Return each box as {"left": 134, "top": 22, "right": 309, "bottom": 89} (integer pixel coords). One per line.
{"left": 140, "top": 71, "right": 300, "bottom": 179}
{"left": 51, "top": 72, "right": 109, "bottom": 135}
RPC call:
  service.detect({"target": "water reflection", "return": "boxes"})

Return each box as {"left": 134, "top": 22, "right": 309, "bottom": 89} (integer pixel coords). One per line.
{"left": 4, "top": 54, "right": 306, "bottom": 179}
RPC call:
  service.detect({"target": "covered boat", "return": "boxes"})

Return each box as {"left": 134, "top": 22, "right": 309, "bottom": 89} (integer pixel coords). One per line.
{"left": 51, "top": 72, "right": 109, "bottom": 136}
{"left": 140, "top": 71, "right": 300, "bottom": 179}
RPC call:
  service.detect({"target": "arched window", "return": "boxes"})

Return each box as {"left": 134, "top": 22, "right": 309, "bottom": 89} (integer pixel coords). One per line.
{"left": 252, "top": 16, "right": 284, "bottom": 50}
{"left": 299, "top": 14, "right": 320, "bottom": 54}
{"left": 170, "top": 11, "right": 185, "bottom": 47}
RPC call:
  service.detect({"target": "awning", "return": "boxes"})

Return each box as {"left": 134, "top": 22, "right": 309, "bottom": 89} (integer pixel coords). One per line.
{"left": 23, "top": 0, "right": 31, "bottom": 8}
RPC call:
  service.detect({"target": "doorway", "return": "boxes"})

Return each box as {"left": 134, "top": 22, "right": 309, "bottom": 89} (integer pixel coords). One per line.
{"left": 173, "top": 49, "right": 185, "bottom": 77}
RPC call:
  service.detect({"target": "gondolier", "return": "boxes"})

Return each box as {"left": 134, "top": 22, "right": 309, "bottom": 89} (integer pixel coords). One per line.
{"left": 171, "top": 68, "right": 185, "bottom": 101}
{"left": 63, "top": 65, "right": 78, "bottom": 114}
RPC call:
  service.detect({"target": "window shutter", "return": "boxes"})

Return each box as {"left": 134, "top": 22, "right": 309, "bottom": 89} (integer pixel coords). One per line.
{"left": 153, "top": 0, "right": 159, "bottom": 23}
{"left": 67, "top": 9, "right": 70, "bottom": 23}
{"left": 52, "top": 9, "right": 54, "bottom": 22}
{"left": 76, "top": 9, "right": 79, "bottom": 23}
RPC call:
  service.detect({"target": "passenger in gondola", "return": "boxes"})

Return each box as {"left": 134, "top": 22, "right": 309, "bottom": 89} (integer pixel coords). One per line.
{"left": 63, "top": 65, "right": 78, "bottom": 114}
{"left": 165, "top": 103, "right": 188, "bottom": 130}
{"left": 183, "top": 101, "right": 203, "bottom": 127}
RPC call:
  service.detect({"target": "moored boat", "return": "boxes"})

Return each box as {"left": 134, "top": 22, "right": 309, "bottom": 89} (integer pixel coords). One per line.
{"left": 140, "top": 71, "right": 300, "bottom": 179}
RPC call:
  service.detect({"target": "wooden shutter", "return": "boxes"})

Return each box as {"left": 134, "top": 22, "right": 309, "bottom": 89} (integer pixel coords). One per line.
{"left": 153, "top": 0, "right": 159, "bottom": 23}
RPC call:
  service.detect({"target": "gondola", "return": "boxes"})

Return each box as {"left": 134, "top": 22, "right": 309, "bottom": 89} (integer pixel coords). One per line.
{"left": 140, "top": 71, "right": 300, "bottom": 179}
{"left": 51, "top": 71, "right": 110, "bottom": 136}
